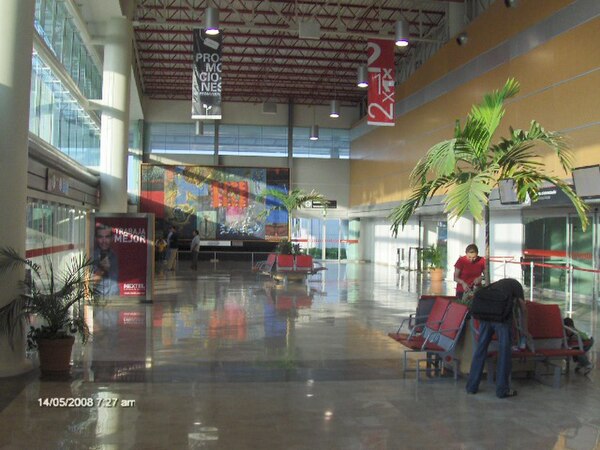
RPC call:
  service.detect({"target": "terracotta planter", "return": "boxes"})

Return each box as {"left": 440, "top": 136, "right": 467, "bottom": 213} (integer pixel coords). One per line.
{"left": 429, "top": 268, "right": 444, "bottom": 282}
{"left": 37, "top": 336, "right": 75, "bottom": 375}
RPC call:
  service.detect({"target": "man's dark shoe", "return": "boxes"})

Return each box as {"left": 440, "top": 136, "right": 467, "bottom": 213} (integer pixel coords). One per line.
{"left": 497, "top": 389, "right": 517, "bottom": 398}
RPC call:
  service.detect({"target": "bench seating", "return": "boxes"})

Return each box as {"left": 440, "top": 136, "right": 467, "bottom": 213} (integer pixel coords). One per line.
{"left": 473, "top": 301, "right": 585, "bottom": 388}
{"left": 389, "top": 296, "right": 469, "bottom": 380}
{"left": 255, "top": 253, "right": 327, "bottom": 285}
{"left": 253, "top": 253, "right": 277, "bottom": 277}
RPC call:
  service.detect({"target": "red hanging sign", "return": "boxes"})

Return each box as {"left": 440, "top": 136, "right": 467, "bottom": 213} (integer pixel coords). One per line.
{"left": 367, "top": 39, "right": 395, "bottom": 126}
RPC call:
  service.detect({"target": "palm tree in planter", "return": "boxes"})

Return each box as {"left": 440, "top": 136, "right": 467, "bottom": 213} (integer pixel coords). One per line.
{"left": 421, "top": 244, "right": 445, "bottom": 282}
{"left": 259, "top": 188, "right": 326, "bottom": 250}
{"left": 0, "top": 247, "right": 101, "bottom": 377}
{"left": 389, "top": 78, "right": 588, "bottom": 281}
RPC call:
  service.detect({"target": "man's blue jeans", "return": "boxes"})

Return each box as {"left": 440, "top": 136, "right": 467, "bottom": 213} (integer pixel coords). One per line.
{"left": 466, "top": 320, "right": 513, "bottom": 397}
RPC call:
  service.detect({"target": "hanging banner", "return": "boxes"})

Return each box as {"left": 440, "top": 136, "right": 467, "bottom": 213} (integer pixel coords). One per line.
{"left": 367, "top": 39, "right": 395, "bottom": 126}
{"left": 192, "top": 29, "right": 222, "bottom": 120}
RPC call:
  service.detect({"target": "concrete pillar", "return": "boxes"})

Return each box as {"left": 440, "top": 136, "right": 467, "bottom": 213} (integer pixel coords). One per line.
{"left": 99, "top": 16, "right": 132, "bottom": 212}
{"left": 0, "top": 0, "right": 35, "bottom": 376}
{"left": 490, "top": 210, "right": 524, "bottom": 282}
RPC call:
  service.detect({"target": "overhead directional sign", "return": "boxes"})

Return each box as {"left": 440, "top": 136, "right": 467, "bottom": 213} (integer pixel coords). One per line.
{"left": 311, "top": 200, "right": 337, "bottom": 209}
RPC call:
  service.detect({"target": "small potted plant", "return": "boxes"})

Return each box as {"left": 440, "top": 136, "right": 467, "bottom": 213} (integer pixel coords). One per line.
{"left": 275, "top": 239, "right": 297, "bottom": 255}
{"left": 0, "top": 247, "right": 100, "bottom": 377}
{"left": 421, "top": 244, "right": 445, "bottom": 281}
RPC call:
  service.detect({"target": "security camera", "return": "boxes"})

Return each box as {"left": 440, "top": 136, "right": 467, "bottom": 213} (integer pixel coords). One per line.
{"left": 456, "top": 32, "right": 468, "bottom": 46}
{"left": 504, "top": 0, "right": 517, "bottom": 7}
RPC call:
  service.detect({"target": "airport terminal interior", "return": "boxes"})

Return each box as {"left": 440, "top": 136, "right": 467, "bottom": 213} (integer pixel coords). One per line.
{"left": 1, "top": 0, "right": 600, "bottom": 449}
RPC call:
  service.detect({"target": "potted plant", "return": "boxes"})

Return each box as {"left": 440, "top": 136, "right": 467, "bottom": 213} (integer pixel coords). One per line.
{"left": 389, "top": 78, "right": 588, "bottom": 282}
{"left": 0, "top": 247, "right": 100, "bottom": 377}
{"left": 258, "top": 188, "right": 326, "bottom": 240}
{"left": 421, "top": 244, "right": 445, "bottom": 281}
{"left": 275, "top": 239, "right": 301, "bottom": 256}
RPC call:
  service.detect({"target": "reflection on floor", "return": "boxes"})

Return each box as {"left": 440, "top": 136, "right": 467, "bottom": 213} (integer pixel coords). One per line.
{"left": 1, "top": 261, "right": 599, "bottom": 449}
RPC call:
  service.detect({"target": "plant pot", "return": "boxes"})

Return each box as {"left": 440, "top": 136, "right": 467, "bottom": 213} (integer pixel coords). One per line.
{"left": 429, "top": 268, "right": 444, "bottom": 282}
{"left": 37, "top": 336, "right": 75, "bottom": 375}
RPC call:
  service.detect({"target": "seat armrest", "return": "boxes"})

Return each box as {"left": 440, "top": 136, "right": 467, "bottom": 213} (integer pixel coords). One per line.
{"left": 563, "top": 325, "right": 584, "bottom": 350}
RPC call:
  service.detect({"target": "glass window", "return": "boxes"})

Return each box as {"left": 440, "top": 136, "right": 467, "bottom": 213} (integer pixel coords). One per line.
{"left": 33, "top": 0, "right": 102, "bottom": 99}
{"left": 26, "top": 199, "right": 90, "bottom": 275}
{"left": 41, "top": 0, "right": 55, "bottom": 48}
{"left": 293, "top": 127, "right": 349, "bottom": 159}
{"left": 52, "top": 2, "right": 66, "bottom": 59}
{"left": 147, "top": 122, "right": 215, "bottom": 155}
{"left": 219, "top": 124, "right": 288, "bottom": 156}
{"left": 61, "top": 18, "right": 73, "bottom": 74}
{"left": 29, "top": 54, "right": 101, "bottom": 166}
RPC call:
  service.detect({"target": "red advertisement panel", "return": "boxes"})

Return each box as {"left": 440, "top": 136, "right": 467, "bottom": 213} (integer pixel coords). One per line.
{"left": 367, "top": 39, "right": 395, "bottom": 126}
{"left": 92, "top": 216, "right": 150, "bottom": 297}
{"left": 140, "top": 190, "right": 165, "bottom": 218}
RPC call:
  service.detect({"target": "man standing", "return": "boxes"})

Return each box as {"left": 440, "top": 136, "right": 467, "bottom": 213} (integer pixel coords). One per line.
{"left": 466, "top": 278, "right": 526, "bottom": 398}
{"left": 190, "top": 229, "right": 201, "bottom": 270}
{"left": 93, "top": 223, "right": 119, "bottom": 296}
{"left": 166, "top": 225, "right": 179, "bottom": 271}
{"left": 454, "top": 243, "right": 486, "bottom": 300}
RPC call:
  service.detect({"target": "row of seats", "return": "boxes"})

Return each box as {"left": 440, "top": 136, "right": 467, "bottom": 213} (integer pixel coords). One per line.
{"left": 388, "top": 296, "right": 468, "bottom": 380}
{"left": 254, "top": 253, "right": 326, "bottom": 282}
{"left": 474, "top": 301, "right": 585, "bottom": 388}
{"left": 388, "top": 296, "right": 586, "bottom": 387}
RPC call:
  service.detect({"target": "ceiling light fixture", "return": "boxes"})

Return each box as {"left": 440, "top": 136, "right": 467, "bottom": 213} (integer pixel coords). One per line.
{"left": 395, "top": 19, "right": 409, "bottom": 47}
{"left": 205, "top": 6, "right": 220, "bottom": 35}
{"left": 309, "top": 124, "right": 319, "bottom": 141}
{"left": 357, "top": 65, "right": 368, "bottom": 88}
{"left": 329, "top": 100, "right": 340, "bottom": 118}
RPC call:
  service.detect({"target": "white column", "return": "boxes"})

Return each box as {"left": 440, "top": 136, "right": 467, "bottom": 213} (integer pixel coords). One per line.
{"left": 0, "top": 0, "right": 35, "bottom": 376}
{"left": 99, "top": 16, "right": 132, "bottom": 212}
{"left": 490, "top": 210, "right": 524, "bottom": 282}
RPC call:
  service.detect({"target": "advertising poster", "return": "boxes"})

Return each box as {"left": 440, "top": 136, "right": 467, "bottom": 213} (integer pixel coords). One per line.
{"left": 367, "top": 38, "right": 395, "bottom": 126}
{"left": 192, "top": 29, "right": 222, "bottom": 120}
{"left": 91, "top": 214, "right": 154, "bottom": 299}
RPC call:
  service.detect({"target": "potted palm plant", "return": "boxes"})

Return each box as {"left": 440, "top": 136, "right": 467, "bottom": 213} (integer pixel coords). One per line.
{"left": 259, "top": 188, "right": 326, "bottom": 240}
{"left": 0, "top": 247, "right": 100, "bottom": 376}
{"left": 389, "top": 78, "right": 588, "bottom": 282}
{"left": 421, "top": 244, "right": 445, "bottom": 281}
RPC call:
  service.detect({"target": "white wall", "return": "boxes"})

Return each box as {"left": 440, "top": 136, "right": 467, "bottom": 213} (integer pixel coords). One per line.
{"left": 360, "top": 216, "right": 419, "bottom": 266}
{"left": 292, "top": 158, "right": 349, "bottom": 219}
{"left": 489, "top": 209, "right": 524, "bottom": 282}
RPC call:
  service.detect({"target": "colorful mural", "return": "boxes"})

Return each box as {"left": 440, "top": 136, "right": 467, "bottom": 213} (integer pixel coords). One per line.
{"left": 140, "top": 165, "right": 289, "bottom": 241}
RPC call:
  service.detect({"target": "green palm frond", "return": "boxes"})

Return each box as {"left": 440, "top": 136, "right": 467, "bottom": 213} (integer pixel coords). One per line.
{"left": 444, "top": 172, "right": 495, "bottom": 223}
{"left": 0, "top": 247, "right": 99, "bottom": 348}
{"left": 259, "top": 188, "right": 325, "bottom": 213}
{"left": 389, "top": 175, "right": 454, "bottom": 236}
{"left": 389, "top": 78, "right": 589, "bottom": 240}
{"left": 423, "top": 139, "right": 459, "bottom": 178}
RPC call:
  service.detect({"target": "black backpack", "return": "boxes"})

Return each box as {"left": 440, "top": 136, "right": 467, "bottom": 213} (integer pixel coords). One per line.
{"left": 470, "top": 283, "right": 514, "bottom": 322}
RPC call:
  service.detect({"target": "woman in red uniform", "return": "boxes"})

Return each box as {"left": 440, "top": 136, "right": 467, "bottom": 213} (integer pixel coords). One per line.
{"left": 454, "top": 243, "right": 485, "bottom": 300}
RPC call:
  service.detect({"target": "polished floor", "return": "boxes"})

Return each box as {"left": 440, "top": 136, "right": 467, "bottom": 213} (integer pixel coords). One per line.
{"left": 1, "top": 261, "right": 599, "bottom": 450}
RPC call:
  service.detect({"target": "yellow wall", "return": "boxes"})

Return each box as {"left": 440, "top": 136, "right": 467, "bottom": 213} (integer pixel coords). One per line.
{"left": 350, "top": 0, "right": 600, "bottom": 208}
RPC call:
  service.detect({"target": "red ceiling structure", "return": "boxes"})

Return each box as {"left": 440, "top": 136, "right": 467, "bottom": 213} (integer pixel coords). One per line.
{"left": 133, "top": 0, "right": 462, "bottom": 106}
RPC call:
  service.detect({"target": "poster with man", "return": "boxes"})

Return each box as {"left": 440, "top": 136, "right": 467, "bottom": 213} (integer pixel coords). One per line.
{"left": 90, "top": 214, "right": 154, "bottom": 300}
